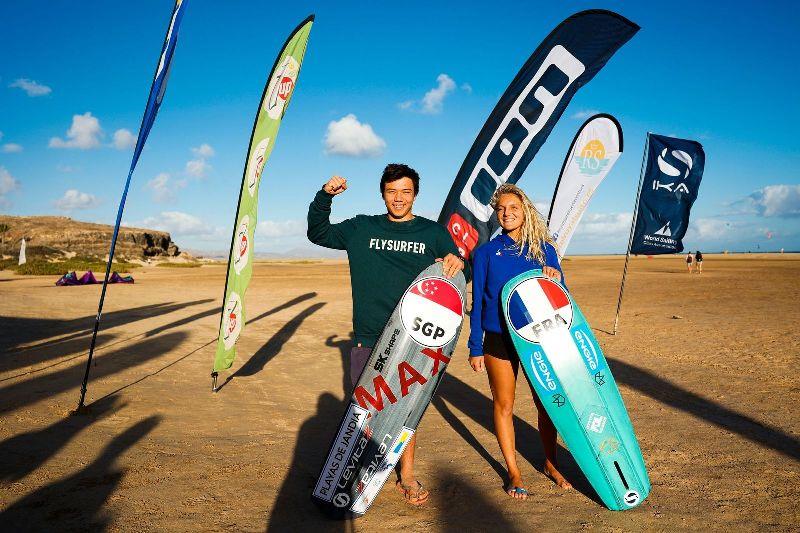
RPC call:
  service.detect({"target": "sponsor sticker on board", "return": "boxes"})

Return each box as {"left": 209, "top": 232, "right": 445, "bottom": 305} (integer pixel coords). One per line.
{"left": 507, "top": 276, "right": 573, "bottom": 344}
{"left": 351, "top": 427, "right": 415, "bottom": 514}
{"left": 313, "top": 403, "right": 369, "bottom": 502}
{"left": 399, "top": 276, "right": 464, "bottom": 348}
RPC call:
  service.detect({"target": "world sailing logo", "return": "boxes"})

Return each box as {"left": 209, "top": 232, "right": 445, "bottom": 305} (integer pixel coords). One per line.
{"left": 574, "top": 139, "right": 609, "bottom": 176}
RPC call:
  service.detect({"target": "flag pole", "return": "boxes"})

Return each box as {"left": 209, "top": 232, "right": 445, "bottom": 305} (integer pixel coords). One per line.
{"left": 74, "top": 0, "right": 187, "bottom": 412}
{"left": 613, "top": 133, "right": 649, "bottom": 335}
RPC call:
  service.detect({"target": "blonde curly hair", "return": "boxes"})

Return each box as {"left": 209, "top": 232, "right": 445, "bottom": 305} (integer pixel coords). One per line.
{"left": 490, "top": 184, "right": 554, "bottom": 263}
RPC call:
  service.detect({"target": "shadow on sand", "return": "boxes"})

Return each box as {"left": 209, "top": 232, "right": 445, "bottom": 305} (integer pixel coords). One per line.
{"left": 434, "top": 372, "right": 598, "bottom": 503}
{"left": 266, "top": 392, "right": 352, "bottom": 532}
{"left": 0, "top": 395, "right": 126, "bottom": 482}
{"left": 0, "top": 416, "right": 161, "bottom": 531}
{"left": 433, "top": 471, "right": 524, "bottom": 532}
{"left": 325, "top": 332, "right": 355, "bottom": 398}
{"left": 608, "top": 356, "right": 800, "bottom": 462}
{"left": 214, "top": 302, "right": 326, "bottom": 392}
{"left": 0, "top": 332, "right": 187, "bottom": 414}
{"left": 0, "top": 299, "right": 213, "bottom": 357}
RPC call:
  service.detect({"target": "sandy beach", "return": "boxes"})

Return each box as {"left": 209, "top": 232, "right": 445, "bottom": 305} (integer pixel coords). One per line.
{"left": 1, "top": 254, "right": 798, "bottom": 531}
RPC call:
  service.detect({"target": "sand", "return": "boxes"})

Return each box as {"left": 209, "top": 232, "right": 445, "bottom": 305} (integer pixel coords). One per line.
{"left": 1, "top": 254, "right": 798, "bottom": 532}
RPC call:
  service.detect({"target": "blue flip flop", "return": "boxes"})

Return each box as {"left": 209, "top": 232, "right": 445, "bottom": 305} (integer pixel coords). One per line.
{"left": 507, "top": 486, "right": 529, "bottom": 498}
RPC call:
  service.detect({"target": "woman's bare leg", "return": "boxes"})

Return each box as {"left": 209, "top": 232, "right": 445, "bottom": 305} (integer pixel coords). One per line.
{"left": 532, "top": 395, "right": 572, "bottom": 489}
{"left": 484, "top": 353, "right": 527, "bottom": 499}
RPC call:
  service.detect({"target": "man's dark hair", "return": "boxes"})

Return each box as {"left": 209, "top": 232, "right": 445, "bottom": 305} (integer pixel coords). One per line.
{"left": 380, "top": 163, "right": 419, "bottom": 195}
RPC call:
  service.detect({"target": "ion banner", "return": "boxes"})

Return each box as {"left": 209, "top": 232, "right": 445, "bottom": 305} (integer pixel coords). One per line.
{"left": 630, "top": 133, "right": 705, "bottom": 255}
{"left": 547, "top": 113, "right": 623, "bottom": 258}
{"left": 78, "top": 0, "right": 189, "bottom": 410}
{"left": 438, "top": 9, "right": 639, "bottom": 259}
{"left": 212, "top": 15, "right": 314, "bottom": 381}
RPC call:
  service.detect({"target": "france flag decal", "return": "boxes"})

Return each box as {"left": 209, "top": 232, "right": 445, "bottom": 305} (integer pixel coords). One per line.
{"left": 507, "top": 277, "right": 573, "bottom": 344}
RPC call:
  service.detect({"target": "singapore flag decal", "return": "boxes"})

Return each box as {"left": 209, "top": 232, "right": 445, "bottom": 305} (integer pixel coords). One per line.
{"left": 400, "top": 277, "right": 464, "bottom": 348}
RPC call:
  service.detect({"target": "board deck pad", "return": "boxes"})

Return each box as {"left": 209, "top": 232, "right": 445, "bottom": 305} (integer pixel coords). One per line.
{"left": 502, "top": 270, "right": 650, "bottom": 510}
{"left": 313, "top": 263, "right": 466, "bottom": 517}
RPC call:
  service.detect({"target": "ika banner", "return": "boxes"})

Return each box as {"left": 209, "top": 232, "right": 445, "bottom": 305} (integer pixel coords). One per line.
{"left": 78, "top": 0, "right": 189, "bottom": 410}
{"left": 438, "top": 9, "right": 639, "bottom": 259}
{"left": 212, "top": 15, "right": 314, "bottom": 384}
{"left": 548, "top": 113, "right": 623, "bottom": 258}
{"left": 630, "top": 133, "right": 705, "bottom": 255}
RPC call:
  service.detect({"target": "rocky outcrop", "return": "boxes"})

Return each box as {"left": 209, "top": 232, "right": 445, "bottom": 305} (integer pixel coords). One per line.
{"left": 0, "top": 215, "right": 182, "bottom": 260}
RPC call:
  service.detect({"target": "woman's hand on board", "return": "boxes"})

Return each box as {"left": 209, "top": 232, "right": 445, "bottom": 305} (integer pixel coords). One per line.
{"left": 469, "top": 356, "right": 485, "bottom": 372}
{"left": 543, "top": 266, "right": 562, "bottom": 282}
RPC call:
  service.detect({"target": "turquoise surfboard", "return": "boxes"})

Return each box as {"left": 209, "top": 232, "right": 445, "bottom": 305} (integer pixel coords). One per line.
{"left": 501, "top": 269, "right": 650, "bottom": 510}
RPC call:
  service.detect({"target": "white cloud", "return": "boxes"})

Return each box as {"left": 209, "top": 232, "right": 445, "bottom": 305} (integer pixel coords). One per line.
{"left": 49, "top": 112, "right": 103, "bottom": 149}
{"left": 400, "top": 74, "right": 459, "bottom": 115}
{"left": 744, "top": 184, "right": 800, "bottom": 218}
{"left": 9, "top": 78, "right": 52, "bottom": 97}
{"left": 191, "top": 143, "right": 215, "bottom": 158}
{"left": 421, "top": 74, "right": 456, "bottom": 114}
{"left": 571, "top": 109, "right": 601, "bottom": 120}
{"left": 112, "top": 128, "right": 136, "bottom": 150}
{"left": 685, "top": 218, "right": 736, "bottom": 241}
{"left": 0, "top": 166, "right": 21, "bottom": 200}
{"left": 324, "top": 114, "right": 386, "bottom": 158}
{"left": 534, "top": 201, "right": 549, "bottom": 216}
{"left": 257, "top": 219, "right": 306, "bottom": 238}
{"left": 186, "top": 158, "right": 211, "bottom": 178}
{"left": 573, "top": 212, "right": 632, "bottom": 237}
{"left": 1, "top": 143, "right": 23, "bottom": 153}
{"left": 460, "top": 82, "right": 473, "bottom": 94}
{"left": 146, "top": 172, "right": 186, "bottom": 203}
{"left": 185, "top": 143, "right": 214, "bottom": 178}
{"left": 141, "top": 211, "right": 219, "bottom": 236}
{"left": 53, "top": 189, "right": 100, "bottom": 211}
{"left": 57, "top": 164, "right": 75, "bottom": 173}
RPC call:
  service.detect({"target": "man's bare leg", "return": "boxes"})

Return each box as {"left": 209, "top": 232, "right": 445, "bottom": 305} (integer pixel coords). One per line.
{"left": 397, "top": 435, "right": 428, "bottom": 504}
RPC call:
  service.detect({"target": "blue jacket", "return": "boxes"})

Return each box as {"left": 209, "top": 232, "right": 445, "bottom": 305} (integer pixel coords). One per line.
{"left": 468, "top": 234, "right": 564, "bottom": 356}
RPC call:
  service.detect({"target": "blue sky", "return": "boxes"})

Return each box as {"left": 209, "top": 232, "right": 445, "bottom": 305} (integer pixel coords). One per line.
{"left": 1, "top": 0, "right": 798, "bottom": 255}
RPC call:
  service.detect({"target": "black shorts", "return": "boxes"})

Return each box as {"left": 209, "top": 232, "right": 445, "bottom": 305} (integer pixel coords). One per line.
{"left": 349, "top": 345, "right": 373, "bottom": 389}
{"left": 482, "top": 331, "right": 518, "bottom": 361}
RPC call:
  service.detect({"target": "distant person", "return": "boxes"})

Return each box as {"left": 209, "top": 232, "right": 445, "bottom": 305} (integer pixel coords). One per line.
{"left": 686, "top": 252, "right": 694, "bottom": 273}
{"left": 307, "top": 163, "right": 467, "bottom": 506}
{"left": 468, "top": 184, "right": 571, "bottom": 500}
{"left": 695, "top": 250, "right": 703, "bottom": 273}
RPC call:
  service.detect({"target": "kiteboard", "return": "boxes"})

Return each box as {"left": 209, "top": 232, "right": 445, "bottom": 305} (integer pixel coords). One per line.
{"left": 502, "top": 270, "right": 650, "bottom": 510}
{"left": 312, "top": 262, "right": 466, "bottom": 517}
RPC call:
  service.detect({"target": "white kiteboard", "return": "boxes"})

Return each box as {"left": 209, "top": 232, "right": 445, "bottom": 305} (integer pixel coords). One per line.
{"left": 312, "top": 262, "right": 466, "bottom": 517}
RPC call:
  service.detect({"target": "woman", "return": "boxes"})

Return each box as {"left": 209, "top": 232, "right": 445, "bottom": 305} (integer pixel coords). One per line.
{"left": 686, "top": 252, "right": 694, "bottom": 273}
{"left": 695, "top": 250, "right": 703, "bottom": 273}
{"left": 468, "top": 184, "right": 571, "bottom": 500}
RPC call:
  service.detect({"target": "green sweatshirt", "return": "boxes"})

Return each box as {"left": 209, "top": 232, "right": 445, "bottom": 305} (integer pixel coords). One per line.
{"left": 307, "top": 189, "right": 468, "bottom": 347}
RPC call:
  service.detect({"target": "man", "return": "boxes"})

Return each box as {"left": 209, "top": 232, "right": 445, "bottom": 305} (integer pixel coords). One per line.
{"left": 307, "top": 163, "right": 466, "bottom": 506}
